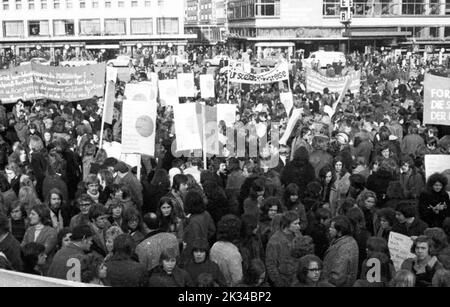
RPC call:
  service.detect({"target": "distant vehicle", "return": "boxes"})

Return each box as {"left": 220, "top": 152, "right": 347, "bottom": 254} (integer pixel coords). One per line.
{"left": 19, "top": 57, "right": 51, "bottom": 66}
{"left": 154, "top": 55, "right": 189, "bottom": 67}
{"left": 60, "top": 58, "right": 97, "bottom": 67}
{"left": 303, "top": 51, "right": 347, "bottom": 68}
{"left": 203, "top": 55, "right": 231, "bottom": 67}
{"left": 252, "top": 57, "right": 279, "bottom": 68}
{"left": 106, "top": 55, "right": 133, "bottom": 67}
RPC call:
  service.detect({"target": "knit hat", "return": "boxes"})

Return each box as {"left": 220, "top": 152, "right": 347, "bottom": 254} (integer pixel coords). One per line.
{"left": 71, "top": 225, "right": 94, "bottom": 241}
{"left": 114, "top": 161, "right": 129, "bottom": 173}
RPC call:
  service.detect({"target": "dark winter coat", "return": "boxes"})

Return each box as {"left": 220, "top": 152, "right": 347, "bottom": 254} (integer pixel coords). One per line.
{"left": 105, "top": 255, "right": 148, "bottom": 287}
{"left": 148, "top": 265, "right": 193, "bottom": 287}
{"left": 392, "top": 218, "right": 428, "bottom": 237}
{"left": 418, "top": 190, "right": 450, "bottom": 228}
{"left": 184, "top": 258, "right": 227, "bottom": 286}
{"left": 281, "top": 159, "right": 315, "bottom": 199}
{"left": 0, "top": 232, "right": 23, "bottom": 271}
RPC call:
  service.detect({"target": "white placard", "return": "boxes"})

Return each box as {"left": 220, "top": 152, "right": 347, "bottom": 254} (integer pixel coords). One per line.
{"left": 200, "top": 74, "right": 215, "bottom": 98}
{"left": 388, "top": 232, "right": 415, "bottom": 272}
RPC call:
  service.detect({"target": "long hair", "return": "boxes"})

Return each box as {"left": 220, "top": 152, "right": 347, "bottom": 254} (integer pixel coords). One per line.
{"left": 30, "top": 204, "right": 52, "bottom": 226}
{"left": 156, "top": 197, "right": 179, "bottom": 232}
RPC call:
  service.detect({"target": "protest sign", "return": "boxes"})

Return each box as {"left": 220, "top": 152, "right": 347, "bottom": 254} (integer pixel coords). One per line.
{"left": 121, "top": 83, "right": 157, "bottom": 156}
{"left": 158, "top": 79, "right": 179, "bottom": 106}
{"left": 200, "top": 74, "right": 215, "bottom": 98}
{"left": 203, "top": 105, "right": 219, "bottom": 155}
{"left": 423, "top": 74, "right": 450, "bottom": 125}
{"left": 388, "top": 232, "right": 415, "bottom": 272}
{"left": 305, "top": 68, "right": 360, "bottom": 94}
{"left": 177, "top": 73, "right": 195, "bottom": 97}
{"left": 280, "top": 108, "right": 303, "bottom": 145}
{"left": 216, "top": 104, "right": 237, "bottom": 127}
{"left": 229, "top": 61, "right": 289, "bottom": 84}
{"left": 280, "top": 91, "right": 294, "bottom": 115}
{"left": 103, "top": 66, "right": 117, "bottom": 125}
{"left": 173, "top": 103, "right": 202, "bottom": 151}
{"left": 0, "top": 63, "right": 106, "bottom": 103}
{"left": 424, "top": 155, "right": 450, "bottom": 180}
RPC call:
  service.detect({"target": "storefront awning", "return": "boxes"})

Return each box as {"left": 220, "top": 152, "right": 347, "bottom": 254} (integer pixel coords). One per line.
{"left": 350, "top": 31, "right": 411, "bottom": 37}
{"left": 85, "top": 44, "right": 120, "bottom": 49}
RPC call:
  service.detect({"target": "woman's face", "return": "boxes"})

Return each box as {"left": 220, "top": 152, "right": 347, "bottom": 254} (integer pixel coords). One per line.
{"left": 380, "top": 217, "right": 390, "bottom": 229}
{"left": 433, "top": 182, "right": 444, "bottom": 193}
{"left": 10, "top": 207, "right": 23, "bottom": 220}
{"left": 325, "top": 171, "right": 332, "bottom": 184}
{"left": 193, "top": 250, "right": 206, "bottom": 264}
{"left": 44, "top": 132, "right": 52, "bottom": 142}
{"left": 62, "top": 233, "right": 72, "bottom": 248}
{"left": 50, "top": 193, "right": 62, "bottom": 210}
{"left": 268, "top": 205, "right": 278, "bottom": 220}
{"left": 127, "top": 218, "right": 139, "bottom": 231}
{"left": 112, "top": 206, "right": 122, "bottom": 218}
{"left": 162, "top": 258, "right": 177, "bottom": 274}
{"left": 415, "top": 242, "right": 430, "bottom": 261}
{"left": 306, "top": 261, "right": 322, "bottom": 283}
{"left": 335, "top": 161, "right": 343, "bottom": 173}
{"left": 29, "top": 210, "right": 41, "bottom": 226}
{"left": 160, "top": 203, "right": 172, "bottom": 217}
{"left": 382, "top": 148, "right": 390, "bottom": 159}
{"left": 364, "top": 197, "right": 376, "bottom": 210}
{"left": 288, "top": 219, "right": 301, "bottom": 234}
{"left": 290, "top": 194, "right": 299, "bottom": 203}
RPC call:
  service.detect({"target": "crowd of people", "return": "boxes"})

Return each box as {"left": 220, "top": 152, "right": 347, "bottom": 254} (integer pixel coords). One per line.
{"left": 0, "top": 43, "right": 450, "bottom": 288}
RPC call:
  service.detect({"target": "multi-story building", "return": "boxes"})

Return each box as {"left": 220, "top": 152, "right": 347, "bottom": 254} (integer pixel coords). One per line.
{"left": 0, "top": 0, "right": 196, "bottom": 57}
{"left": 227, "top": 0, "right": 450, "bottom": 57}
{"left": 185, "top": 0, "right": 227, "bottom": 44}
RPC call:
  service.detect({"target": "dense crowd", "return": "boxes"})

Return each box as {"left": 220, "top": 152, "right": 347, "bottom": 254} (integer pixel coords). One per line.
{"left": 0, "top": 45, "right": 450, "bottom": 288}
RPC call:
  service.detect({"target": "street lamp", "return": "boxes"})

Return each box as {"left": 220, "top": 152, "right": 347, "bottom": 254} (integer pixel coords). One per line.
{"left": 340, "top": 0, "right": 353, "bottom": 55}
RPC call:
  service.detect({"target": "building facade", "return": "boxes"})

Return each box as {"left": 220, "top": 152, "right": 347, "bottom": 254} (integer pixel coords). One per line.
{"left": 0, "top": 0, "right": 196, "bottom": 57}
{"left": 227, "top": 0, "right": 450, "bottom": 56}
{"left": 185, "top": 0, "right": 227, "bottom": 44}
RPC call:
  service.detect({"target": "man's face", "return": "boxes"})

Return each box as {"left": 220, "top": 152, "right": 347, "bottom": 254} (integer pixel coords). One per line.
{"left": 94, "top": 215, "right": 108, "bottom": 230}
{"left": 82, "top": 237, "right": 93, "bottom": 251}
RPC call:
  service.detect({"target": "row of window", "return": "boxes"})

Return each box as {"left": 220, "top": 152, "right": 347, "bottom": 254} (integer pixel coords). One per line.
{"left": 2, "top": 18, "right": 179, "bottom": 37}
{"left": 228, "top": 0, "right": 280, "bottom": 20}
{"left": 200, "top": 14, "right": 212, "bottom": 20}
{"left": 401, "top": 26, "right": 450, "bottom": 38}
{"left": 323, "top": 0, "right": 450, "bottom": 16}
{"left": 200, "top": 3, "right": 211, "bottom": 10}
{"left": 1, "top": 0, "right": 167, "bottom": 10}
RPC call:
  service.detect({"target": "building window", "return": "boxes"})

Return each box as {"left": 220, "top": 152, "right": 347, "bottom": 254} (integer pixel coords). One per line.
{"left": 118, "top": 0, "right": 123, "bottom": 7}
{"left": 28, "top": 20, "right": 49, "bottom": 36}
{"left": 105, "top": 0, "right": 110, "bottom": 7}
{"left": 28, "top": 0, "right": 35, "bottom": 9}
{"left": 104, "top": 18, "right": 126, "bottom": 35}
{"left": 144, "top": 0, "right": 150, "bottom": 6}
{"left": 447, "top": 0, "right": 450, "bottom": 15}
{"left": 53, "top": 19, "right": 74, "bottom": 35}
{"left": 53, "top": 0, "right": 59, "bottom": 8}
{"left": 255, "top": 0, "right": 280, "bottom": 17}
{"left": 157, "top": 17, "right": 178, "bottom": 34}
{"left": 131, "top": 18, "right": 152, "bottom": 34}
{"left": 323, "top": 0, "right": 339, "bottom": 16}
{"left": 16, "top": 0, "right": 22, "bottom": 9}
{"left": 79, "top": 0, "right": 85, "bottom": 8}
{"left": 131, "top": 0, "right": 137, "bottom": 7}
{"left": 92, "top": 0, "right": 97, "bottom": 7}
{"left": 402, "top": 0, "right": 424, "bottom": 15}
{"left": 429, "top": 27, "right": 439, "bottom": 38}
{"left": 41, "top": 0, "right": 47, "bottom": 8}
{"left": 79, "top": 19, "right": 101, "bottom": 35}
{"left": 3, "top": 21, "right": 24, "bottom": 36}
{"left": 66, "top": 0, "right": 72, "bottom": 8}
{"left": 445, "top": 26, "right": 450, "bottom": 37}
{"left": 3, "top": 0, "right": 9, "bottom": 10}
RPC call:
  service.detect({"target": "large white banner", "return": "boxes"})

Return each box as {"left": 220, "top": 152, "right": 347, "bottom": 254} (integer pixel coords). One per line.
{"left": 229, "top": 61, "right": 289, "bottom": 84}
{"left": 425, "top": 155, "right": 450, "bottom": 180}
{"left": 122, "top": 83, "right": 157, "bottom": 156}
{"left": 216, "top": 104, "right": 237, "bottom": 127}
{"left": 158, "top": 79, "right": 179, "bottom": 106}
{"left": 306, "top": 68, "right": 360, "bottom": 94}
{"left": 200, "top": 74, "right": 215, "bottom": 98}
{"left": 173, "top": 103, "right": 202, "bottom": 151}
{"left": 177, "top": 73, "right": 195, "bottom": 97}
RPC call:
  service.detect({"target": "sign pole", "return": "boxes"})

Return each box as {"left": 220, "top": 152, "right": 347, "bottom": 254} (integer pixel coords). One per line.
{"left": 202, "top": 104, "right": 207, "bottom": 170}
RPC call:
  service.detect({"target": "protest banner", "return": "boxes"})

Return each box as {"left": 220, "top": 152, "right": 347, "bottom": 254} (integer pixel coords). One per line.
{"left": 388, "top": 232, "right": 415, "bottom": 272}
{"left": 280, "top": 91, "right": 294, "bottom": 115}
{"left": 203, "top": 105, "right": 219, "bottom": 156}
{"left": 423, "top": 74, "right": 450, "bottom": 125}
{"left": 305, "top": 68, "right": 360, "bottom": 94}
{"left": 200, "top": 74, "right": 215, "bottom": 98}
{"left": 121, "top": 82, "right": 157, "bottom": 156}
{"left": 177, "top": 73, "right": 195, "bottom": 97}
{"left": 280, "top": 108, "right": 303, "bottom": 145}
{"left": 158, "top": 79, "right": 179, "bottom": 106}
{"left": 0, "top": 63, "right": 106, "bottom": 103}
{"left": 103, "top": 66, "right": 117, "bottom": 125}
{"left": 228, "top": 61, "right": 289, "bottom": 84}
{"left": 173, "top": 103, "right": 202, "bottom": 151}
{"left": 216, "top": 104, "right": 237, "bottom": 127}
{"left": 424, "top": 155, "right": 450, "bottom": 180}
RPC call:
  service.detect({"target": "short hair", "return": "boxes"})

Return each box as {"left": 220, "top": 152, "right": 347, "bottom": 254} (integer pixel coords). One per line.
{"left": 216, "top": 214, "right": 241, "bottom": 243}
{"left": 85, "top": 174, "right": 100, "bottom": 187}
{"left": 98, "top": 169, "right": 114, "bottom": 187}
{"left": 88, "top": 204, "right": 108, "bottom": 222}
{"left": 331, "top": 215, "right": 353, "bottom": 236}
{"left": 8, "top": 200, "right": 27, "bottom": 219}
{"left": 377, "top": 208, "right": 396, "bottom": 227}
{"left": 29, "top": 135, "right": 44, "bottom": 152}
{"left": 400, "top": 154, "right": 414, "bottom": 167}
{"left": 112, "top": 234, "right": 135, "bottom": 256}
{"left": 424, "top": 228, "right": 448, "bottom": 255}
{"left": 391, "top": 269, "right": 416, "bottom": 287}
{"left": 76, "top": 194, "right": 94, "bottom": 208}
{"left": 411, "top": 235, "right": 434, "bottom": 254}
{"left": 57, "top": 227, "right": 72, "bottom": 248}
{"left": 172, "top": 174, "right": 188, "bottom": 191}
{"left": 280, "top": 211, "right": 299, "bottom": 229}
{"left": 30, "top": 204, "right": 51, "bottom": 226}
{"left": 396, "top": 202, "right": 416, "bottom": 218}
{"left": 184, "top": 191, "right": 206, "bottom": 214}
{"left": 159, "top": 247, "right": 178, "bottom": 263}
{"left": 142, "top": 212, "right": 159, "bottom": 230}
{"left": 296, "top": 255, "right": 323, "bottom": 284}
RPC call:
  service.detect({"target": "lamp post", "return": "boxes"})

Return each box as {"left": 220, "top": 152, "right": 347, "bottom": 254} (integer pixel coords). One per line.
{"left": 340, "top": 0, "right": 353, "bottom": 55}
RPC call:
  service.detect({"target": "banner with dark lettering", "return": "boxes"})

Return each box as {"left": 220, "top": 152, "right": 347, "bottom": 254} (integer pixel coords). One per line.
{"left": 305, "top": 68, "right": 360, "bottom": 94}
{"left": 0, "top": 63, "right": 106, "bottom": 103}
{"left": 228, "top": 61, "right": 289, "bottom": 84}
{"left": 423, "top": 73, "right": 450, "bottom": 125}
